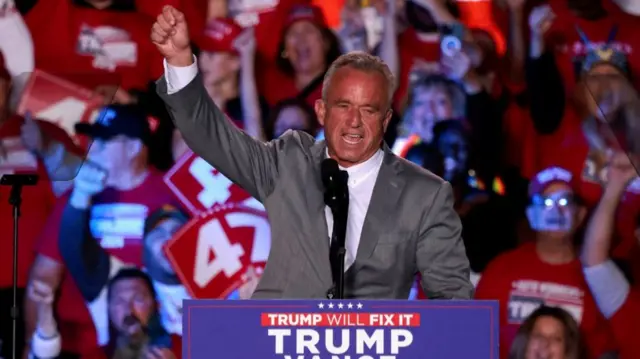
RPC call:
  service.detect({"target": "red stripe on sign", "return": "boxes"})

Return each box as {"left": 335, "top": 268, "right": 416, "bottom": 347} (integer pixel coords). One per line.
{"left": 260, "top": 313, "right": 420, "bottom": 327}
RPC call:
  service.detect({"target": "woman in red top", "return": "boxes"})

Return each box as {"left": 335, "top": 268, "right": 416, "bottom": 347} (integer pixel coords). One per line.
{"left": 258, "top": 4, "right": 342, "bottom": 108}
{"left": 581, "top": 153, "right": 640, "bottom": 359}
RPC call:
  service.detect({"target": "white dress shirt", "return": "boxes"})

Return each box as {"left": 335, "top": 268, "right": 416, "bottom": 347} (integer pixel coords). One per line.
{"left": 164, "top": 58, "right": 384, "bottom": 271}
{"left": 325, "top": 149, "right": 384, "bottom": 270}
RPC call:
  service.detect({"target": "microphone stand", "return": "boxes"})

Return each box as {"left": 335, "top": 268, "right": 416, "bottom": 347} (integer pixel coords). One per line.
{"left": 331, "top": 203, "right": 348, "bottom": 300}
{"left": 0, "top": 174, "right": 38, "bottom": 359}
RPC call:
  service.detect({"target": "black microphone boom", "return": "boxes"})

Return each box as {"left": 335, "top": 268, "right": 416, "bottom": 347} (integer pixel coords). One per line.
{"left": 320, "top": 159, "right": 349, "bottom": 300}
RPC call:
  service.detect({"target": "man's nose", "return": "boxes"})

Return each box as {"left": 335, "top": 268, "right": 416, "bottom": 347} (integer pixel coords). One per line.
{"left": 345, "top": 111, "right": 363, "bottom": 128}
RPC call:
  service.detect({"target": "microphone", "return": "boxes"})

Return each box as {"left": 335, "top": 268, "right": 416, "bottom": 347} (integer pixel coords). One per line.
{"left": 320, "top": 159, "right": 349, "bottom": 300}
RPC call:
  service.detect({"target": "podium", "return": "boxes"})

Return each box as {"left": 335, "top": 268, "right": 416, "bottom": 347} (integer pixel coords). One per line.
{"left": 183, "top": 300, "right": 499, "bottom": 359}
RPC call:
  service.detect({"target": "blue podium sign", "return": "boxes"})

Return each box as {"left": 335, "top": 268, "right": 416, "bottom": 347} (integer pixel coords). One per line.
{"left": 183, "top": 300, "right": 499, "bottom": 359}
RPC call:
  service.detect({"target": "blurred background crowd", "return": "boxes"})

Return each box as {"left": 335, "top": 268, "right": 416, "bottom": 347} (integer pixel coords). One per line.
{"left": 0, "top": 0, "right": 639, "bottom": 358}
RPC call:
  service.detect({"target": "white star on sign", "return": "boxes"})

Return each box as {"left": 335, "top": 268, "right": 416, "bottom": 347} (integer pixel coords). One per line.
{"left": 347, "top": 303, "right": 354, "bottom": 309}
{"left": 328, "top": 303, "right": 334, "bottom": 309}
{"left": 318, "top": 303, "right": 324, "bottom": 309}
{"left": 357, "top": 303, "right": 363, "bottom": 309}
{"left": 338, "top": 303, "right": 344, "bottom": 309}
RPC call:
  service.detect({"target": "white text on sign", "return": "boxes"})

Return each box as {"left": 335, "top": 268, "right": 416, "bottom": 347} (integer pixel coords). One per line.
{"left": 267, "top": 328, "right": 414, "bottom": 358}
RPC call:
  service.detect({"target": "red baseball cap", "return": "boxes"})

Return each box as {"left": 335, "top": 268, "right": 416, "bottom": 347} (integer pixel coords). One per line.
{"left": 199, "top": 18, "right": 244, "bottom": 54}
{"left": 528, "top": 167, "right": 575, "bottom": 197}
{"left": 284, "top": 4, "right": 328, "bottom": 30}
{"left": 0, "top": 51, "right": 10, "bottom": 82}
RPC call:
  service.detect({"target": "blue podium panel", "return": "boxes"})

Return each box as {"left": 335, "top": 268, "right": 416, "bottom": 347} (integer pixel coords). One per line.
{"left": 183, "top": 300, "right": 499, "bottom": 359}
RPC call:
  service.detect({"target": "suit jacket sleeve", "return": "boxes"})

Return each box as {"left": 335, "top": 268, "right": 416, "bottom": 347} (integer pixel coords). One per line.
{"left": 156, "top": 73, "right": 280, "bottom": 201}
{"left": 417, "top": 182, "right": 473, "bottom": 299}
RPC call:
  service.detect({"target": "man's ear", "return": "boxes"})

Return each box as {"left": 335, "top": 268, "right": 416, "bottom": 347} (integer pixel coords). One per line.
{"left": 315, "top": 99, "right": 326, "bottom": 126}
{"left": 382, "top": 109, "right": 393, "bottom": 132}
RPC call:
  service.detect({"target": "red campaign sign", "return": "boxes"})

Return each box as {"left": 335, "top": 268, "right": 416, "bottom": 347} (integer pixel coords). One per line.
{"left": 163, "top": 149, "right": 263, "bottom": 215}
{"left": 16, "top": 69, "right": 104, "bottom": 149}
{"left": 164, "top": 204, "right": 271, "bottom": 299}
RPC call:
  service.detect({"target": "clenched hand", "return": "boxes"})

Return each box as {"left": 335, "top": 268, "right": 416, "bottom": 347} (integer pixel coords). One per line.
{"left": 151, "top": 6, "right": 193, "bottom": 67}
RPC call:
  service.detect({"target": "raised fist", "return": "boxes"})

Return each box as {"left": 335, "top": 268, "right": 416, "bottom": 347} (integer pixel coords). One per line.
{"left": 151, "top": 6, "right": 193, "bottom": 66}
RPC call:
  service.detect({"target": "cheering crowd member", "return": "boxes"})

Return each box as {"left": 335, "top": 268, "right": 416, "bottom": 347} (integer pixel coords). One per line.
{"left": 152, "top": 5, "right": 472, "bottom": 300}
{"left": 197, "top": 17, "right": 267, "bottom": 139}
{"left": 27, "top": 269, "right": 176, "bottom": 359}
{"left": 0, "top": 52, "right": 81, "bottom": 359}
{"left": 581, "top": 153, "right": 640, "bottom": 359}
{"left": 260, "top": 4, "right": 342, "bottom": 107}
{"left": 475, "top": 166, "right": 617, "bottom": 359}
{"left": 51, "top": 204, "right": 187, "bottom": 359}
{"left": 25, "top": 105, "right": 175, "bottom": 359}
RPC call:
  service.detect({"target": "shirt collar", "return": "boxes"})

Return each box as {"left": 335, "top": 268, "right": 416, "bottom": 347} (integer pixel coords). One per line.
{"left": 324, "top": 148, "right": 385, "bottom": 185}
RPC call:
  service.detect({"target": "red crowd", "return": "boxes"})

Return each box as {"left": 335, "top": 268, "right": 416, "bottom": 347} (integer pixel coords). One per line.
{"left": 0, "top": 0, "right": 639, "bottom": 358}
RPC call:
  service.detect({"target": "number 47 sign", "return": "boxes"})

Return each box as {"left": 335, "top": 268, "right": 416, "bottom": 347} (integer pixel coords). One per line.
{"left": 164, "top": 203, "right": 271, "bottom": 299}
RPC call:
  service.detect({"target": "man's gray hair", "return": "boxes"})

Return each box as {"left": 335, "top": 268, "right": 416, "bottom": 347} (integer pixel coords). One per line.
{"left": 322, "top": 52, "right": 396, "bottom": 106}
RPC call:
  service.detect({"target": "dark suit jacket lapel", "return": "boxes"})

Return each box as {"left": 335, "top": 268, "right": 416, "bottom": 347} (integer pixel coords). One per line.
{"left": 304, "top": 141, "right": 332, "bottom": 286}
{"left": 354, "top": 145, "right": 406, "bottom": 264}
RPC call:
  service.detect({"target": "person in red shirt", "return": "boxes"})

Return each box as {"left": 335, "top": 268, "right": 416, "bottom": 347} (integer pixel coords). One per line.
{"left": 197, "top": 17, "right": 268, "bottom": 139}
{"left": 24, "top": 104, "right": 177, "bottom": 359}
{"left": 23, "top": 0, "right": 164, "bottom": 98}
{"left": 0, "top": 51, "right": 80, "bottom": 359}
{"left": 258, "top": 4, "right": 342, "bottom": 108}
{"left": 526, "top": 3, "right": 640, "bottom": 280}
{"left": 27, "top": 268, "right": 176, "bottom": 359}
{"left": 581, "top": 152, "right": 640, "bottom": 359}
{"left": 475, "top": 166, "right": 618, "bottom": 359}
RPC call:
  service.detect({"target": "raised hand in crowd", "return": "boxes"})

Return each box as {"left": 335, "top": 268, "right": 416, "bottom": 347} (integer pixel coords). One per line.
{"left": 151, "top": 6, "right": 192, "bottom": 67}
{"left": 69, "top": 161, "right": 107, "bottom": 209}
{"left": 440, "top": 50, "right": 482, "bottom": 94}
{"left": 529, "top": 5, "right": 555, "bottom": 37}
{"left": 233, "top": 28, "right": 256, "bottom": 60}
{"left": 528, "top": 4, "right": 555, "bottom": 57}
{"left": 604, "top": 152, "right": 638, "bottom": 196}
{"left": 338, "top": 0, "right": 369, "bottom": 53}
{"left": 582, "top": 152, "right": 637, "bottom": 267}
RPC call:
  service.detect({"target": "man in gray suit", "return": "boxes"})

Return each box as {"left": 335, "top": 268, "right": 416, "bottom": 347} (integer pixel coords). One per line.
{"left": 150, "top": 6, "right": 473, "bottom": 300}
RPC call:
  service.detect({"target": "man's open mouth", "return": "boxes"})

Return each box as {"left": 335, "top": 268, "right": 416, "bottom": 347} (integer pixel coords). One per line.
{"left": 342, "top": 134, "right": 363, "bottom": 145}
